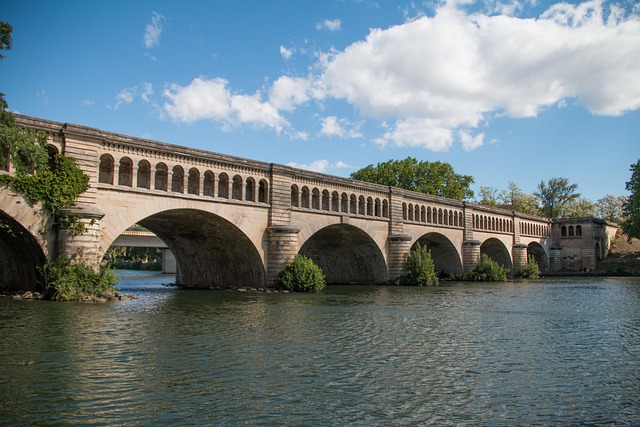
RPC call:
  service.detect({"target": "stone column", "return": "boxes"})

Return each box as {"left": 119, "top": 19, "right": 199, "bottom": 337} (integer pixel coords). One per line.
{"left": 266, "top": 225, "right": 300, "bottom": 285}
{"left": 388, "top": 234, "right": 412, "bottom": 281}
{"left": 462, "top": 240, "right": 481, "bottom": 272}
{"left": 55, "top": 204, "right": 105, "bottom": 269}
{"left": 512, "top": 243, "right": 528, "bottom": 269}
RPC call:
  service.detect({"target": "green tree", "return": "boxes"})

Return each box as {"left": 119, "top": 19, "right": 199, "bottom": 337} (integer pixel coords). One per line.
{"left": 596, "top": 194, "right": 627, "bottom": 223}
{"left": 404, "top": 243, "right": 438, "bottom": 286}
{"left": 498, "top": 181, "right": 541, "bottom": 215}
{"left": 477, "top": 186, "right": 498, "bottom": 206}
{"left": 276, "top": 255, "right": 326, "bottom": 292}
{"left": 564, "top": 197, "right": 596, "bottom": 218}
{"left": 350, "top": 157, "right": 474, "bottom": 200}
{"left": 0, "top": 21, "right": 12, "bottom": 59}
{"left": 534, "top": 177, "right": 580, "bottom": 219}
{"left": 621, "top": 160, "right": 640, "bottom": 240}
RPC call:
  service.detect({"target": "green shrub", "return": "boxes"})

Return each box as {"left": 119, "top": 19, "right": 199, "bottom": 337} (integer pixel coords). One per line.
{"left": 276, "top": 255, "right": 326, "bottom": 292}
{"left": 40, "top": 254, "right": 119, "bottom": 301}
{"left": 515, "top": 255, "right": 540, "bottom": 279}
{"left": 466, "top": 254, "right": 509, "bottom": 282}
{"left": 404, "top": 243, "right": 439, "bottom": 286}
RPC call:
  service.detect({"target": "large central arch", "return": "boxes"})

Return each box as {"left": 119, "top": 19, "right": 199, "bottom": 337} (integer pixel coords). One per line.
{"left": 298, "top": 224, "right": 388, "bottom": 285}
{"left": 480, "top": 238, "right": 513, "bottom": 271}
{"left": 136, "top": 209, "right": 265, "bottom": 288}
{"left": 413, "top": 232, "right": 463, "bottom": 274}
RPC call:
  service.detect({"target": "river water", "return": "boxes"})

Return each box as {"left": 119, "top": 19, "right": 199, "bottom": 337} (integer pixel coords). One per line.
{"left": 1, "top": 272, "right": 639, "bottom": 426}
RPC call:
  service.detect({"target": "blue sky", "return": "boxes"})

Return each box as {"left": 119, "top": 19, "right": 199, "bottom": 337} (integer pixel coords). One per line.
{"left": 2, "top": 0, "right": 639, "bottom": 202}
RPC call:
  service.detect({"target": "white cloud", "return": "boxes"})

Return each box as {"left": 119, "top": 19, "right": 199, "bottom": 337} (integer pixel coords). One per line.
{"left": 268, "top": 76, "right": 311, "bottom": 111}
{"left": 279, "top": 45, "right": 294, "bottom": 60}
{"left": 317, "top": 0, "right": 640, "bottom": 149}
{"left": 316, "top": 18, "right": 342, "bottom": 31}
{"left": 82, "top": 99, "right": 94, "bottom": 107}
{"left": 144, "top": 12, "right": 165, "bottom": 49}
{"left": 320, "top": 116, "right": 363, "bottom": 139}
{"left": 162, "top": 77, "right": 289, "bottom": 133}
{"left": 114, "top": 86, "right": 137, "bottom": 110}
{"left": 459, "top": 130, "right": 485, "bottom": 151}
{"left": 141, "top": 82, "right": 154, "bottom": 103}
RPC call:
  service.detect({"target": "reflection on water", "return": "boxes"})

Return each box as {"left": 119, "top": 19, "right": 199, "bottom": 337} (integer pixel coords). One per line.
{"left": 1, "top": 272, "right": 639, "bottom": 425}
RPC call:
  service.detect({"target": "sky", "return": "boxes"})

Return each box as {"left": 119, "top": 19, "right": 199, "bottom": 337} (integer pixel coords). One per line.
{"left": 2, "top": 0, "right": 639, "bottom": 202}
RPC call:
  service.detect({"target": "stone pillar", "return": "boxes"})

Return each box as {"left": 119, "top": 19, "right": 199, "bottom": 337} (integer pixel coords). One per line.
{"left": 512, "top": 243, "right": 528, "bottom": 269}
{"left": 388, "top": 234, "right": 412, "bottom": 281}
{"left": 266, "top": 225, "right": 300, "bottom": 285}
{"left": 462, "top": 240, "right": 481, "bottom": 272}
{"left": 55, "top": 205, "right": 105, "bottom": 269}
{"left": 549, "top": 245, "right": 562, "bottom": 272}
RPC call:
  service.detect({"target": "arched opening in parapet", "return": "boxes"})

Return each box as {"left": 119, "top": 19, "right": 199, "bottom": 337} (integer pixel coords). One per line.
{"left": 0, "top": 211, "right": 46, "bottom": 291}
{"left": 132, "top": 209, "right": 265, "bottom": 288}
{"left": 298, "top": 224, "right": 387, "bottom": 285}
{"left": 527, "top": 242, "right": 549, "bottom": 272}
{"left": 413, "top": 233, "right": 463, "bottom": 275}
{"left": 480, "top": 238, "right": 513, "bottom": 271}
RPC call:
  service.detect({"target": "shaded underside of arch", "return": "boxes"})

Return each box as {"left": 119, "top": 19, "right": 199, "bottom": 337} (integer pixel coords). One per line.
{"left": 137, "top": 209, "right": 265, "bottom": 288}
{"left": 0, "top": 211, "right": 46, "bottom": 290}
{"left": 414, "top": 232, "right": 463, "bottom": 274}
{"left": 527, "top": 242, "right": 549, "bottom": 272}
{"left": 299, "top": 224, "right": 388, "bottom": 285}
{"left": 481, "top": 238, "right": 513, "bottom": 270}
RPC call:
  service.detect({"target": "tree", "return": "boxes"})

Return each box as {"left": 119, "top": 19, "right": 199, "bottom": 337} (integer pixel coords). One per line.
{"left": 477, "top": 186, "right": 498, "bottom": 206}
{"left": 350, "top": 157, "right": 474, "bottom": 201}
{"left": 534, "top": 177, "right": 580, "bottom": 219}
{"left": 564, "top": 197, "right": 596, "bottom": 218}
{"left": 498, "top": 181, "right": 540, "bottom": 215}
{"left": 621, "top": 160, "right": 640, "bottom": 240}
{"left": 596, "top": 194, "right": 627, "bottom": 223}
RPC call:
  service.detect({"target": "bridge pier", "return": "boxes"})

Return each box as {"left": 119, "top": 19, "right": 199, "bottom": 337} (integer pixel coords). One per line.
{"left": 266, "top": 225, "right": 300, "bottom": 285}
{"left": 462, "top": 240, "right": 481, "bottom": 272}
{"left": 512, "top": 244, "right": 528, "bottom": 270}
{"left": 388, "top": 234, "right": 412, "bottom": 280}
{"left": 56, "top": 205, "right": 104, "bottom": 269}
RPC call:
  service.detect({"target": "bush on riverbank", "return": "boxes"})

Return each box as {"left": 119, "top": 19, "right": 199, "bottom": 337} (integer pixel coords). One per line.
{"left": 464, "top": 254, "right": 509, "bottom": 282}
{"left": 40, "top": 254, "right": 119, "bottom": 301}
{"left": 397, "top": 243, "right": 439, "bottom": 286}
{"left": 276, "top": 255, "right": 326, "bottom": 292}
{"left": 515, "top": 255, "right": 540, "bottom": 279}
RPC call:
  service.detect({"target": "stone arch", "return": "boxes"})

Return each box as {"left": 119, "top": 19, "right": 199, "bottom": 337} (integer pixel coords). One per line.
{"left": 137, "top": 160, "right": 151, "bottom": 189}
{"left": 299, "top": 224, "right": 388, "bottom": 284}
{"left": 480, "top": 238, "right": 513, "bottom": 271}
{"left": 232, "top": 175, "right": 243, "bottom": 200}
{"left": 171, "top": 165, "right": 184, "bottom": 193}
{"left": 203, "top": 171, "right": 215, "bottom": 196}
{"left": 258, "top": 179, "right": 268, "bottom": 203}
{"left": 413, "top": 232, "right": 463, "bottom": 274}
{"left": 301, "top": 186, "right": 310, "bottom": 208}
{"left": 527, "top": 242, "right": 549, "bottom": 272}
{"left": 312, "top": 188, "right": 320, "bottom": 209}
{"left": 155, "top": 162, "right": 168, "bottom": 191}
{"left": 350, "top": 194, "right": 357, "bottom": 213}
{"left": 118, "top": 157, "right": 133, "bottom": 186}
{"left": 133, "top": 209, "right": 265, "bottom": 288}
{"left": 218, "top": 173, "right": 229, "bottom": 198}
{"left": 99, "top": 154, "right": 114, "bottom": 184}
{"left": 341, "top": 193, "right": 349, "bottom": 213}
{"left": 245, "top": 177, "right": 256, "bottom": 202}
{"left": 322, "top": 190, "right": 330, "bottom": 210}
{"left": 0, "top": 210, "right": 47, "bottom": 291}
{"left": 291, "top": 184, "right": 299, "bottom": 207}
{"left": 188, "top": 168, "right": 200, "bottom": 195}
{"left": 331, "top": 191, "right": 339, "bottom": 212}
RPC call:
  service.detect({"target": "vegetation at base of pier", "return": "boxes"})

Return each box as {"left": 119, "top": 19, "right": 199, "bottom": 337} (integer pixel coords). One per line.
{"left": 621, "top": 160, "right": 640, "bottom": 241}
{"left": 39, "top": 254, "right": 119, "bottom": 301}
{"left": 350, "top": 157, "right": 474, "bottom": 201}
{"left": 465, "top": 254, "right": 509, "bottom": 282}
{"left": 514, "top": 255, "right": 541, "bottom": 279}
{"left": 394, "top": 243, "right": 439, "bottom": 286}
{"left": 276, "top": 255, "right": 326, "bottom": 292}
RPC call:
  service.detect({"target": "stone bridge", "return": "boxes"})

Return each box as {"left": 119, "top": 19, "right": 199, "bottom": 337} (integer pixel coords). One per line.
{"left": 2, "top": 115, "right": 557, "bottom": 289}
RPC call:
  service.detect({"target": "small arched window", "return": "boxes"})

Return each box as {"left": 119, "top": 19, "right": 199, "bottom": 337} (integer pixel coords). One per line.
{"left": 561, "top": 226, "right": 567, "bottom": 237}
{"left": 331, "top": 191, "right": 339, "bottom": 212}
{"left": 232, "top": 175, "right": 243, "bottom": 200}
{"left": 118, "top": 157, "right": 133, "bottom": 187}
{"left": 245, "top": 177, "right": 255, "bottom": 202}
{"left": 341, "top": 193, "right": 349, "bottom": 213}
{"left": 99, "top": 154, "right": 114, "bottom": 184}
{"left": 301, "top": 186, "right": 310, "bottom": 208}
{"left": 258, "top": 180, "right": 268, "bottom": 203}
{"left": 383, "top": 200, "right": 389, "bottom": 218}
{"left": 137, "top": 160, "right": 151, "bottom": 189}
{"left": 218, "top": 173, "right": 229, "bottom": 198}
{"left": 188, "top": 168, "right": 200, "bottom": 195}
{"left": 322, "top": 190, "right": 330, "bottom": 211}
{"left": 359, "top": 196, "right": 366, "bottom": 215}
{"left": 291, "top": 185, "right": 299, "bottom": 207}
{"left": 172, "top": 165, "right": 184, "bottom": 193}
{"left": 312, "top": 188, "right": 320, "bottom": 209}
{"left": 203, "top": 171, "right": 215, "bottom": 196}
{"left": 568, "top": 225, "right": 575, "bottom": 237}
{"left": 350, "top": 195, "right": 357, "bottom": 214}
{"left": 576, "top": 225, "right": 582, "bottom": 237}
{"left": 155, "top": 162, "right": 168, "bottom": 191}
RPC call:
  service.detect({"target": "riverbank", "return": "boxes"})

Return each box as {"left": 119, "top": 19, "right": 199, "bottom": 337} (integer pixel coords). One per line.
{"left": 1, "top": 288, "right": 138, "bottom": 302}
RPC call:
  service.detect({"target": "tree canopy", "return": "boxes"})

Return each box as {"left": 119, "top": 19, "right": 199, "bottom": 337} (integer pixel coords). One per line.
{"left": 350, "top": 157, "right": 474, "bottom": 201}
{"left": 621, "top": 160, "right": 640, "bottom": 240}
{"left": 534, "top": 177, "right": 580, "bottom": 219}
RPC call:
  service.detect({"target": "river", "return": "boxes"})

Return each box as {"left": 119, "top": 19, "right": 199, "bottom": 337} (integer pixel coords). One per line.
{"left": 1, "top": 272, "right": 639, "bottom": 426}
